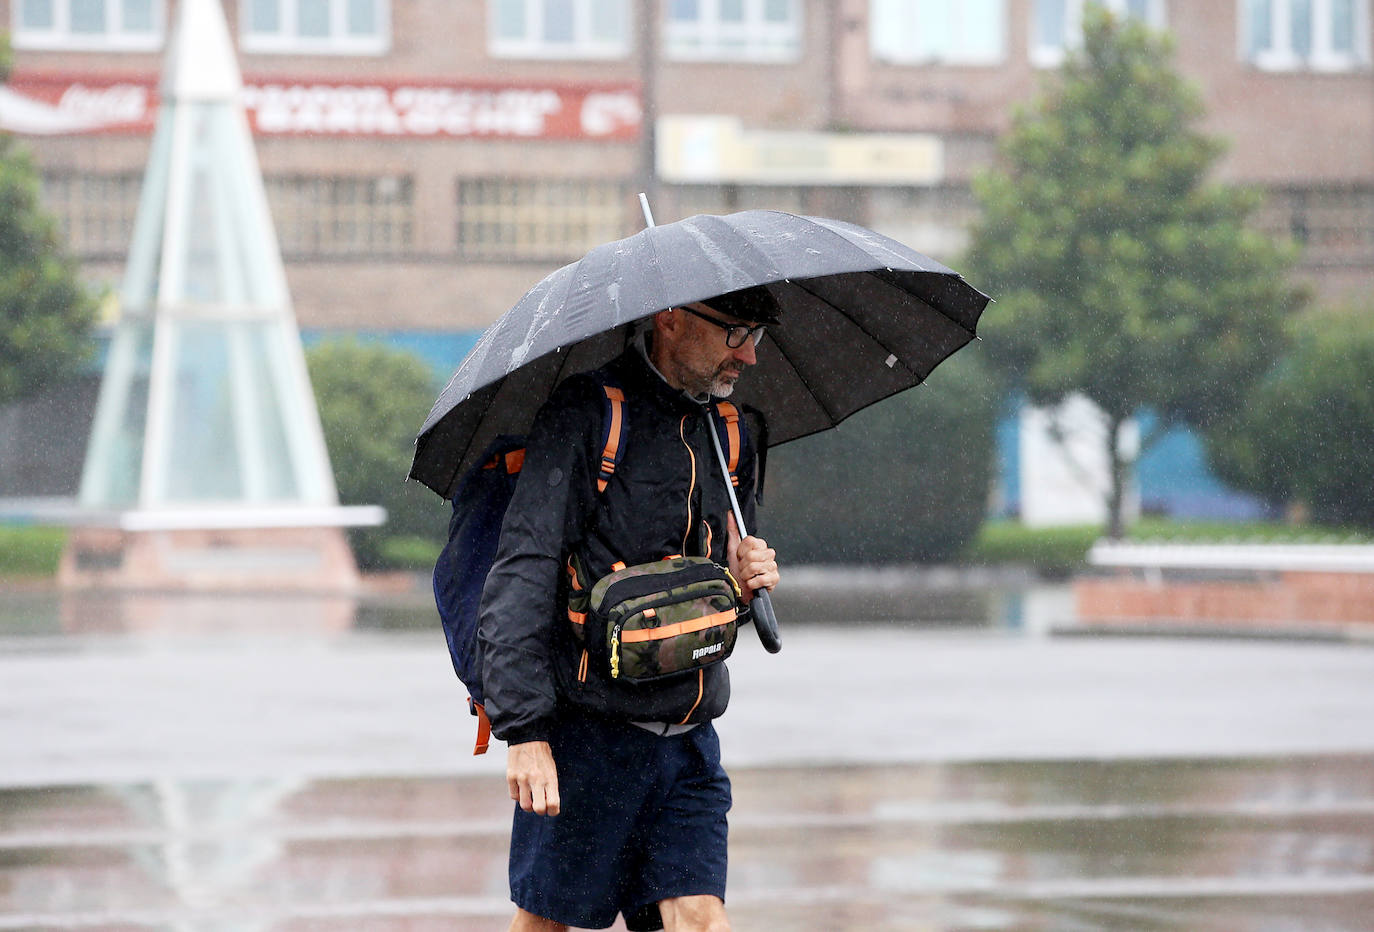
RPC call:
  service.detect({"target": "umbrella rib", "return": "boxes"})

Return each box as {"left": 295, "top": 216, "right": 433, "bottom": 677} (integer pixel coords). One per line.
{"left": 884, "top": 270, "right": 981, "bottom": 340}
{"left": 764, "top": 316, "right": 844, "bottom": 425}
{"left": 796, "top": 215, "right": 982, "bottom": 339}
{"left": 446, "top": 376, "right": 506, "bottom": 493}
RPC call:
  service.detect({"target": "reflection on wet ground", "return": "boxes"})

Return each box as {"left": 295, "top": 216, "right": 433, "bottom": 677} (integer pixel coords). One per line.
{"left": 2, "top": 756, "right": 1372, "bottom": 931}
{"left": 0, "top": 567, "right": 1062, "bottom": 639}
{"left": 2, "top": 577, "right": 1372, "bottom": 930}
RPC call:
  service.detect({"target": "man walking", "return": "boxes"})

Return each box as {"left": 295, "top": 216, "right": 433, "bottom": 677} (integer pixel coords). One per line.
{"left": 478, "top": 285, "right": 782, "bottom": 932}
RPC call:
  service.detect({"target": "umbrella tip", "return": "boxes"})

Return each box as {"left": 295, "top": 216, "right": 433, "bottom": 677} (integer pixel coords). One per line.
{"left": 638, "top": 193, "right": 656, "bottom": 228}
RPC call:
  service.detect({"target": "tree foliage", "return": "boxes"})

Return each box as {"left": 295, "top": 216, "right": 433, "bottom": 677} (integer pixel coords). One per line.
{"left": 0, "top": 37, "right": 98, "bottom": 405}
{"left": 963, "top": 6, "right": 1304, "bottom": 536}
{"left": 306, "top": 338, "right": 447, "bottom": 568}
{"left": 763, "top": 352, "right": 998, "bottom": 564}
{"left": 1207, "top": 306, "right": 1374, "bottom": 531}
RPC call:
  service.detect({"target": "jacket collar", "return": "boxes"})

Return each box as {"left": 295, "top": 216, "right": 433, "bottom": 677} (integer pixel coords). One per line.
{"left": 618, "top": 333, "right": 712, "bottom": 412}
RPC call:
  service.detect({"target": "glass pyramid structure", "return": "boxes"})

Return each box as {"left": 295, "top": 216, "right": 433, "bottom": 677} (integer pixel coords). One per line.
{"left": 79, "top": 0, "right": 338, "bottom": 513}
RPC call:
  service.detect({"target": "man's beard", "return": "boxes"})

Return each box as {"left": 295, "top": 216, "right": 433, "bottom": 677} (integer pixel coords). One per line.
{"left": 708, "top": 363, "right": 740, "bottom": 398}
{"left": 679, "top": 359, "right": 742, "bottom": 398}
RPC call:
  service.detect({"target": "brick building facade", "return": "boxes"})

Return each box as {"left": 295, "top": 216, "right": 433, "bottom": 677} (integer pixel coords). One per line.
{"left": 6, "top": 0, "right": 1370, "bottom": 341}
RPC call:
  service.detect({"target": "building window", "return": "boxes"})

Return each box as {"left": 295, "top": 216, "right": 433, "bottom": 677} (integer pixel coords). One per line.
{"left": 457, "top": 178, "right": 630, "bottom": 260}
{"left": 1255, "top": 186, "right": 1374, "bottom": 266}
{"left": 240, "top": 0, "right": 390, "bottom": 55}
{"left": 670, "top": 184, "right": 805, "bottom": 220}
{"left": 664, "top": 0, "right": 802, "bottom": 62}
{"left": 41, "top": 172, "right": 143, "bottom": 259}
{"left": 488, "top": 0, "right": 630, "bottom": 59}
{"left": 1030, "top": 0, "right": 1165, "bottom": 66}
{"left": 12, "top": 0, "right": 163, "bottom": 51}
{"left": 868, "top": 185, "right": 979, "bottom": 264}
{"left": 264, "top": 175, "right": 413, "bottom": 257}
{"left": 1242, "top": 0, "right": 1369, "bottom": 70}
{"left": 870, "top": 0, "right": 1005, "bottom": 65}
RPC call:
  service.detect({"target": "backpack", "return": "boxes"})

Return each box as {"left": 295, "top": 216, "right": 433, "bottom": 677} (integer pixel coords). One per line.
{"left": 433, "top": 377, "right": 748, "bottom": 755}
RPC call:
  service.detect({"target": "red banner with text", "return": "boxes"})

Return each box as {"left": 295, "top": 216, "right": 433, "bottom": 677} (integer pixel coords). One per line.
{"left": 0, "top": 72, "right": 642, "bottom": 140}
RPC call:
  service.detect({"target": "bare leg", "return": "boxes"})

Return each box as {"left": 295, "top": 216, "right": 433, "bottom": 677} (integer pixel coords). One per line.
{"left": 508, "top": 907, "right": 568, "bottom": 932}
{"left": 659, "top": 894, "right": 730, "bottom": 932}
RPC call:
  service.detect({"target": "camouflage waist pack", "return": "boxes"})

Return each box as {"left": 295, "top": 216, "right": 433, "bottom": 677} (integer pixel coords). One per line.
{"left": 573, "top": 556, "right": 742, "bottom": 683}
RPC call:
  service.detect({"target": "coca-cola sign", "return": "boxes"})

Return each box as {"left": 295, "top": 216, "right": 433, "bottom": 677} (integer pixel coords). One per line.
{"left": 0, "top": 72, "right": 642, "bottom": 140}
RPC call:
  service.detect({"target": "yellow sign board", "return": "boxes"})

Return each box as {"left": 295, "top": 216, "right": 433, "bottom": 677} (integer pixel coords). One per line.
{"left": 657, "top": 115, "right": 944, "bottom": 186}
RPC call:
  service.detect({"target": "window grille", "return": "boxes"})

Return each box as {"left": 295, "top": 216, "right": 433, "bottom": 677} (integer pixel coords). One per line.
{"left": 488, "top": 0, "right": 629, "bottom": 58}
{"left": 456, "top": 178, "right": 631, "bottom": 260}
{"left": 12, "top": 0, "right": 163, "bottom": 51}
{"left": 241, "top": 0, "right": 389, "bottom": 54}
{"left": 664, "top": 0, "right": 801, "bottom": 62}
{"left": 1030, "top": 0, "right": 1166, "bottom": 66}
{"left": 1255, "top": 186, "right": 1374, "bottom": 266}
{"left": 670, "top": 184, "right": 805, "bottom": 220}
{"left": 1242, "top": 0, "right": 1369, "bottom": 71}
{"left": 40, "top": 171, "right": 143, "bottom": 258}
{"left": 870, "top": 0, "right": 1006, "bottom": 66}
{"left": 264, "top": 175, "right": 414, "bottom": 257}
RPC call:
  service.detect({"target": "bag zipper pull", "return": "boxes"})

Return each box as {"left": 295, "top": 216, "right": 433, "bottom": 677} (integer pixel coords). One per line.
{"left": 610, "top": 624, "right": 622, "bottom": 679}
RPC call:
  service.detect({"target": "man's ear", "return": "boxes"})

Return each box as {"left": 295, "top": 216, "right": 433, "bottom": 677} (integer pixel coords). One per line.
{"left": 653, "top": 307, "right": 679, "bottom": 337}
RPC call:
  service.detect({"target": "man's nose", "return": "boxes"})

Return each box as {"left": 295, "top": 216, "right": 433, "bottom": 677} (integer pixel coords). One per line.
{"left": 733, "top": 337, "right": 757, "bottom": 366}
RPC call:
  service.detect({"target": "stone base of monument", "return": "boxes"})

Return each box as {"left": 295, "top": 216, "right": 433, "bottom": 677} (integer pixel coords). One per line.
{"left": 56, "top": 506, "right": 383, "bottom": 596}
{"left": 1073, "top": 542, "right": 1374, "bottom": 637}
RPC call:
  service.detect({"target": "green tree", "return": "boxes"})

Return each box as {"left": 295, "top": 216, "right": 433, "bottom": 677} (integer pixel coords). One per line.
{"left": 0, "top": 36, "right": 98, "bottom": 404}
{"left": 764, "top": 352, "right": 998, "bottom": 564}
{"left": 964, "top": 6, "right": 1303, "bottom": 537}
{"left": 1208, "top": 305, "right": 1374, "bottom": 531}
{"left": 306, "top": 338, "right": 446, "bottom": 569}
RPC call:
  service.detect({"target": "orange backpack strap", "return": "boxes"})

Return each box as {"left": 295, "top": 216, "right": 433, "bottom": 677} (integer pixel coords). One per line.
{"left": 597, "top": 383, "right": 627, "bottom": 492}
{"left": 471, "top": 700, "right": 491, "bottom": 756}
{"left": 713, "top": 401, "right": 743, "bottom": 487}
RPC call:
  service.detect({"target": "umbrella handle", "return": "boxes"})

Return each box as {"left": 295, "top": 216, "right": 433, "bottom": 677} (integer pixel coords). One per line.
{"left": 747, "top": 589, "right": 782, "bottom": 654}
{"left": 707, "top": 409, "right": 782, "bottom": 654}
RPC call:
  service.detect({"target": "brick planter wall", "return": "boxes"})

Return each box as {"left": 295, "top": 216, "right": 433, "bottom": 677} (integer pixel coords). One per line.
{"left": 1074, "top": 545, "right": 1374, "bottom": 629}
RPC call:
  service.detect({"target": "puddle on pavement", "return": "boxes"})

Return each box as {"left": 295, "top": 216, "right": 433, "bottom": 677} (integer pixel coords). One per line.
{"left": 2, "top": 756, "right": 1372, "bottom": 931}
{"left": 0, "top": 571, "right": 1065, "bottom": 642}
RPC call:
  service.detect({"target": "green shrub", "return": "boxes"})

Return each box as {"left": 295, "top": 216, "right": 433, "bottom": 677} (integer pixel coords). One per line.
{"left": 306, "top": 339, "right": 448, "bottom": 569}
{"left": 377, "top": 534, "right": 443, "bottom": 571}
{"left": 963, "top": 522, "right": 1100, "bottom": 576}
{"left": 1129, "top": 517, "right": 1370, "bottom": 544}
{"left": 964, "top": 518, "right": 1371, "bottom": 577}
{"left": 0, "top": 526, "right": 66, "bottom": 576}
{"left": 1207, "top": 305, "right": 1374, "bottom": 531}
{"left": 763, "top": 352, "right": 999, "bottom": 564}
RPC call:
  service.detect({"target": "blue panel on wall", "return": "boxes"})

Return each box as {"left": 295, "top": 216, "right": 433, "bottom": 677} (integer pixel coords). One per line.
{"left": 1135, "top": 412, "right": 1274, "bottom": 521}
{"left": 301, "top": 329, "right": 482, "bottom": 382}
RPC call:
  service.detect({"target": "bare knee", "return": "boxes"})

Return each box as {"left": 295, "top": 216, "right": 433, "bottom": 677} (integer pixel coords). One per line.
{"left": 660, "top": 894, "right": 730, "bottom": 932}
{"left": 508, "top": 907, "right": 568, "bottom": 932}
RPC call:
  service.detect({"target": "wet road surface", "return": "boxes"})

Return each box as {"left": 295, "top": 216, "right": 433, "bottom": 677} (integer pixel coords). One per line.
{"left": 2, "top": 585, "right": 1373, "bottom": 929}
{"left": 3, "top": 757, "right": 1373, "bottom": 930}
{"left": 3, "top": 625, "right": 1372, "bottom": 785}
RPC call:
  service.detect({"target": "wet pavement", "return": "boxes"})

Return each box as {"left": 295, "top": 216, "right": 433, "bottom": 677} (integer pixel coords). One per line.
{"left": 2, "top": 581, "right": 1373, "bottom": 930}
{"left": 3, "top": 758, "right": 1373, "bottom": 930}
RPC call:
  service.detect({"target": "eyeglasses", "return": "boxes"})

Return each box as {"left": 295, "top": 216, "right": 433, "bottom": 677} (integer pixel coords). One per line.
{"left": 680, "top": 306, "right": 767, "bottom": 348}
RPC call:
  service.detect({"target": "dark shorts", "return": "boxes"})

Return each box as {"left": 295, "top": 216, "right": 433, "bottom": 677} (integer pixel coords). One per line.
{"left": 508, "top": 709, "right": 731, "bottom": 931}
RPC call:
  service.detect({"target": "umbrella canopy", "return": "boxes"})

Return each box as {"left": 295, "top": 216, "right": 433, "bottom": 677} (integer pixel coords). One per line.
{"left": 411, "top": 209, "right": 989, "bottom": 499}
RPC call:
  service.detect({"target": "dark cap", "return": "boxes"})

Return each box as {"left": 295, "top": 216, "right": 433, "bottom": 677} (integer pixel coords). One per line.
{"left": 702, "top": 284, "right": 781, "bottom": 325}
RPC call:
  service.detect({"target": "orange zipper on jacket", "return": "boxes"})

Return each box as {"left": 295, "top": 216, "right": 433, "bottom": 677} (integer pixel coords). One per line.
{"left": 678, "top": 415, "right": 697, "bottom": 555}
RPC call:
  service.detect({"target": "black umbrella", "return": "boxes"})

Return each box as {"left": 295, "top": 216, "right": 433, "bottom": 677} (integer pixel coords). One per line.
{"left": 411, "top": 209, "right": 990, "bottom": 650}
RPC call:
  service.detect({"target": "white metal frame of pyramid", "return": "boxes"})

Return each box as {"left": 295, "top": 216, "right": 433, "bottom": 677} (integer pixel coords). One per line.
{"left": 59, "top": 0, "right": 380, "bottom": 595}
{"left": 77, "top": 0, "right": 381, "bottom": 533}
